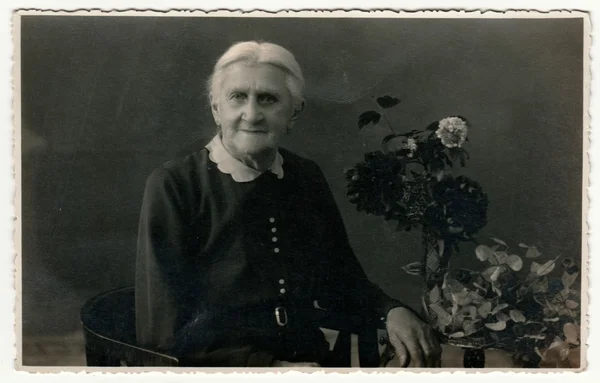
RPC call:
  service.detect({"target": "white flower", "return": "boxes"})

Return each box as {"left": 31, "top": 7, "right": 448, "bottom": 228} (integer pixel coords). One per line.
{"left": 436, "top": 117, "right": 468, "bottom": 148}
{"left": 402, "top": 138, "right": 418, "bottom": 157}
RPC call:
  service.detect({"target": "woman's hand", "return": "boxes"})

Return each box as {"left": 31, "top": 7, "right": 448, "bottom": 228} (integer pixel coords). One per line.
{"left": 385, "top": 307, "right": 442, "bottom": 367}
{"left": 272, "top": 360, "right": 321, "bottom": 367}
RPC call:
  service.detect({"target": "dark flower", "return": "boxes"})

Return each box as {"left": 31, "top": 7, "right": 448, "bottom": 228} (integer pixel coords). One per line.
{"left": 345, "top": 151, "right": 406, "bottom": 217}
{"left": 424, "top": 175, "right": 489, "bottom": 238}
{"left": 401, "top": 181, "right": 433, "bottom": 224}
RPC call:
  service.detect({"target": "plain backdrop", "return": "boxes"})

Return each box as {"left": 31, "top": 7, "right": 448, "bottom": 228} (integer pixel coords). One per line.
{"left": 19, "top": 15, "right": 583, "bottom": 350}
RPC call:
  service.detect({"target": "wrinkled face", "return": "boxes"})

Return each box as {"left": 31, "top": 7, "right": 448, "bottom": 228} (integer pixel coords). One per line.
{"left": 211, "top": 62, "right": 298, "bottom": 157}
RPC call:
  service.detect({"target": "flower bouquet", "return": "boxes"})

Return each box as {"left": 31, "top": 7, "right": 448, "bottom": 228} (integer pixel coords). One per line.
{"left": 345, "top": 96, "right": 581, "bottom": 367}
{"left": 345, "top": 96, "right": 488, "bottom": 292}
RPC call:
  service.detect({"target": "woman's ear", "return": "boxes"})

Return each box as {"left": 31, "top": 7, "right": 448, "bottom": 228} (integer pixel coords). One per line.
{"left": 290, "top": 100, "right": 305, "bottom": 122}
{"left": 210, "top": 97, "right": 221, "bottom": 126}
{"left": 287, "top": 101, "right": 305, "bottom": 133}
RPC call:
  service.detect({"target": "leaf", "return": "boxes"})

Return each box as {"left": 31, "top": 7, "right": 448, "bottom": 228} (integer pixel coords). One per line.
{"left": 451, "top": 291, "right": 472, "bottom": 306}
{"left": 543, "top": 317, "right": 560, "bottom": 322}
{"left": 442, "top": 153, "right": 454, "bottom": 167}
{"left": 490, "top": 237, "right": 507, "bottom": 246}
{"left": 425, "top": 121, "right": 440, "bottom": 131}
{"left": 438, "top": 240, "right": 445, "bottom": 260}
{"left": 491, "top": 282, "right": 502, "bottom": 297}
{"left": 525, "top": 246, "right": 541, "bottom": 258}
{"left": 494, "top": 251, "right": 508, "bottom": 265}
{"left": 478, "top": 302, "right": 492, "bottom": 318}
{"left": 534, "top": 346, "right": 545, "bottom": 359}
{"left": 429, "top": 303, "right": 452, "bottom": 326}
{"left": 531, "top": 276, "right": 549, "bottom": 293}
{"left": 525, "top": 334, "right": 547, "bottom": 340}
{"left": 452, "top": 303, "right": 459, "bottom": 316}
{"left": 402, "top": 262, "right": 425, "bottom": 276}
{"left": 429, "top": 285, "right": 441, "bottom": 303}
{"left": 545, "top": 299, "right": 560, "bottom": 313}
{"left": 482, "top": 266, "right": 503, "bottom": 282}
{"left": 451, "top": 313, "right": 466, "bottom": 329}
{"left": 475, "top": 245, "right": 493, "bottom": 262}
{"left": 443, "top": 276, "right": 465, "bottom": 293}
{"left": 358, "top": 111, "right": 381, "bottom": 129}
{"left": 496, "top": 312, "right": 510, "bottom": 322}
{"left": 463, "top": 321, "right": 477, "bottom": 336}
{"left": 557, "top": 288, "right": 570, "bottom": 300}
{"left": 531, "top": 260, "right": 556, "bottom": 276}
{"left": 562, "top": 271, "right": 579, "bottom": 290}
{"left": 487, "top": 254, "right": 499, "bottom": 266}
{"left": 563, "top": 323, "right": 580, "bottom": 345}
{"left": 376, "top": 96, "right": 401, "bottom": 109}
{"left": 485, "top": 321, "right": 507, "bottom": 331}
{"left": 382, "top": 134, "right": 403, "bottom": 148}
{"left": 565, "top": 300, "right": 579, "bottom": 309}
{"left": 506, "top": 255, "right": 523, "bottom": 271}
{"left": 467, "top": 291, "right": 485, "bottom": 305}
{"left": 491, "top": 303, "right": 509, "bottom": 315}
{"left": 436, "top": 318, "right": 447, "bottom": 331}
{"left": 469, "top": 305, "right": 477, "bottom": 319}
{"left": 510, "top": 310, "right": 526, "bottom": 323}
{"left": 518, "top": 243, "right": 529, "bottom": 249}
{"left": 544, "top": 340, "right": 571, "bottom": 364}
{"left": 559, "top": 308, "right": 572, "bottom": 317}
{"left": 449, "top": 331, "right": 465, "bottom": 339}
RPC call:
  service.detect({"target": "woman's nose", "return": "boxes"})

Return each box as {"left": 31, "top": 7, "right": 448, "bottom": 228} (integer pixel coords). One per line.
{"left": 241, "top": 100, "right": 264, "bottom": 123}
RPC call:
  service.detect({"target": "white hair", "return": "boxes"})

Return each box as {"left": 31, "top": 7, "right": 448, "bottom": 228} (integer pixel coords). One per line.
{"left": 208, "top": 41, "right": 305, "bottom": 109}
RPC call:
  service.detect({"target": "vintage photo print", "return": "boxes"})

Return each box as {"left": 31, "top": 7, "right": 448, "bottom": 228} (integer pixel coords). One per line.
{"left": 12, "top": 9, "right": 590, "bottom": 373}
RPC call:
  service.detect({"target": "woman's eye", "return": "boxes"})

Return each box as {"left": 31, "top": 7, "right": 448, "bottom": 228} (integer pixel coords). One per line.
{"left": 258, "top": 94, "right": 278, "bottom": 104}
{"left": 230, "top": 93, "right": 247, "bottom": 102}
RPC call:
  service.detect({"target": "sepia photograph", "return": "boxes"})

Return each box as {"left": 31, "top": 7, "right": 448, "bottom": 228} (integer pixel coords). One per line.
{"left": 13, "top": 10, "right": 588, "bottom": 371}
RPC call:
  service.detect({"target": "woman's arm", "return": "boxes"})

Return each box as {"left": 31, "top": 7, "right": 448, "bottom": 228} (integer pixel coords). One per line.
{"left": 135, "top": 167, "right": 190, "bottom": 350}
{"left": 310, "top": 163, "right": 441, "bottom": 367}
{"left": 309, "top": 163, "right": 413, "bottom": 321}
{"left": 135, "top": 166, "right": 275, "bottom": 366}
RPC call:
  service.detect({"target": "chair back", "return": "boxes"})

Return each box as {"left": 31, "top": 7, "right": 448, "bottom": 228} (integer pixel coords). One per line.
{"left": 80, "top": 286, "right": 178, "bottom": 366}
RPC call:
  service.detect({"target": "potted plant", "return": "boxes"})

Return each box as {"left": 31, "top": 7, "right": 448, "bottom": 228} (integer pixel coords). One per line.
{"left": 345, "top": 96, "right": 581, "bottom": 367}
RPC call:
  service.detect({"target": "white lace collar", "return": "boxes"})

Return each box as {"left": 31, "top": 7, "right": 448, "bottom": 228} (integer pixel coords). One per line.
{"left": 205, "top": 134, "right": 284, "bottom": 183}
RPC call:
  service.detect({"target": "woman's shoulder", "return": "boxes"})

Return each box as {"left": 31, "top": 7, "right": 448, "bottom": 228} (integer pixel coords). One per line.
{"left": 279, "top": 147, "right": 322, "bottom": 174}
{"left": 146, "top": 147, "right": 212, "bottom": 187}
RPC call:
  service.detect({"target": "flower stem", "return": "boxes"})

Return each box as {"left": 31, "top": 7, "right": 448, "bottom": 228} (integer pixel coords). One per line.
{"left": 382, "top": 114, "right": 396, "bottom": 134}
{"left": 375, "top": 103, "right": 396, "bottom": 134}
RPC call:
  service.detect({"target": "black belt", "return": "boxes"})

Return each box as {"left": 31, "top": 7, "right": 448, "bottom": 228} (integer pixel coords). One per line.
{"left": 218, "top": 303, "right": 317, "bottom": 331}
{"left": 170, "top": 304, "right": 328, "bottom": 364}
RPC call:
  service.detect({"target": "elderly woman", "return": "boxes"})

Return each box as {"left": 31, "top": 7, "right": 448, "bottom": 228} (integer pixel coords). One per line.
{"left": 135, "top": 41, "right": 441, "bottom": 367}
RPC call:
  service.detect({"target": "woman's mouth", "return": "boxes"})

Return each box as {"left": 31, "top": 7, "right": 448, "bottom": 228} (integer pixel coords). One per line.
{"left": 240, "top": 129, "right": 268, "bottom": 134}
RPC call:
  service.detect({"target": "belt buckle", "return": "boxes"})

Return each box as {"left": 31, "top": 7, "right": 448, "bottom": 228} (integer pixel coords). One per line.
{"left": 274, "top": 306, "right": 288, "bottom": 327}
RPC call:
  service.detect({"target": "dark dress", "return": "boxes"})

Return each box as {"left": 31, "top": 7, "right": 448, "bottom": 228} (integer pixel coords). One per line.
{"left": 135, "top": 147, "right": 404, "bottom": 366}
